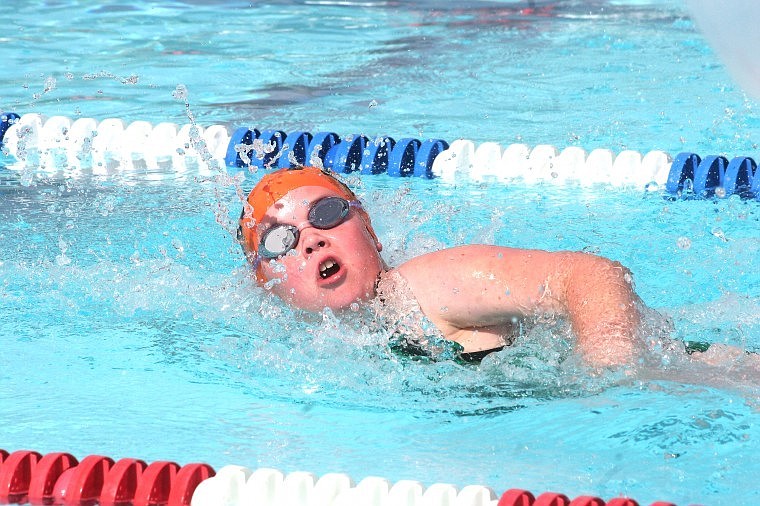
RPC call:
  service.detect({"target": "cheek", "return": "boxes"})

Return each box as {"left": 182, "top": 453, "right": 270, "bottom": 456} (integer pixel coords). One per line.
{"left": 262, "top": 256, "right": 310, "bottom": 294}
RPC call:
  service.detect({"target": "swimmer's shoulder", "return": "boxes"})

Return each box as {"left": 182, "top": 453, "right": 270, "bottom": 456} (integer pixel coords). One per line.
{"left": 396, "top": 245, "right": 539, "bottom": 282}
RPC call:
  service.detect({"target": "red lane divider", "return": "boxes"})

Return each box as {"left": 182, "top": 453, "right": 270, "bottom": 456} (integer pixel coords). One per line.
{"left": 0, "top": 450, "right": 215, "bottom": 506}
{"left": 496, "top": 488, "right": 677, "bottom": 506}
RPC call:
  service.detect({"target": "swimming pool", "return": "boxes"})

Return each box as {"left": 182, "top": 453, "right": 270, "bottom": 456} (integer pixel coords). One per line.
{"left": 1, "top": 1, "right": 759, "bottom": 505}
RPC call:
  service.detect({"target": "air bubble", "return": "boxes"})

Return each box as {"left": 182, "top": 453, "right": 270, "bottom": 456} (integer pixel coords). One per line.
{"left": 676, "top": 236, "right": 691, "bottom": 250}
{"left": 714, "top": 186, "right": 726, "bottom": 198}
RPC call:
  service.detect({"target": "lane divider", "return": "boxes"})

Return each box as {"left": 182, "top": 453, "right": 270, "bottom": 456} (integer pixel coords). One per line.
{"left": 1, "top": 112, "right": 759, "bottom": 198}
{"left": 0, "top": 449, "right": 678, "bottom": 506}
{"left": 0, "top": 450, "right": 213, "bottom": 506}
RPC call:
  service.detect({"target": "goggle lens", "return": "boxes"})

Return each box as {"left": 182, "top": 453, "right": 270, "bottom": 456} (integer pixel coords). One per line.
{"left": 308, "top": 196, "right": 349, "bottom": 229}
{"left": 260, "top": 225, "right": 298, "bottom": 258}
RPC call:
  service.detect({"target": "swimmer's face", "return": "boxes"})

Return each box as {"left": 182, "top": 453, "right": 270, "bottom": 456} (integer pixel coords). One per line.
{"left": 257, "top": 185, "right": 384, "bottom": 311}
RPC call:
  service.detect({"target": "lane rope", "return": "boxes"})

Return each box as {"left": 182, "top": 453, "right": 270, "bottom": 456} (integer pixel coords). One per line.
{"left": 0, "top": 449, "right": 679, "bottom": 506}
{"left": 2, "top": 112, "right": 758, "bottom": 198}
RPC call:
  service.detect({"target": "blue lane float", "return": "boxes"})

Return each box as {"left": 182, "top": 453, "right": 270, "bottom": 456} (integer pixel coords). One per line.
{"left": 666, "top": 151, "right": 758, "bottom": 198}
{"left": 0, "top": 112, "right": 20, "bottom": 143}
{"left": 222, "top": 126, "right": 449, "bottom": 179}
{"left": 1, "top": 110, "right": 759, "bottom": 199}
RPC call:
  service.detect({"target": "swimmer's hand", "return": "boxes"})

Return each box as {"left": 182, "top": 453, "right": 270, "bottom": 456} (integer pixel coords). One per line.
{"left": 396, "top": 245, "right": 641, "bottom": 368}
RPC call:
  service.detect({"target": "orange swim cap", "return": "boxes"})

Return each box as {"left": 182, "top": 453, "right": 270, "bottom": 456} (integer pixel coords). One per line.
{"left": 238, "top": 166, "right": 378, "bottom": 282}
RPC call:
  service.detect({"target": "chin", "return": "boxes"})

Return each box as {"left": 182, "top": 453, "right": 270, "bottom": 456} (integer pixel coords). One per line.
{"left": 321, "top": 294, "right": 367, "bottom": 311}
{"left": 321, "top": 285, "right": 378, "bottom": 312}
{"left": 281, "top": 291, "right": 356, "bottom": 312}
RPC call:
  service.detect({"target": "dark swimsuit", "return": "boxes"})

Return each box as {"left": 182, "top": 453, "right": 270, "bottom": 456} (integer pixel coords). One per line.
{"left": 683, "top": 341, "right": 711, "bottom": 354}
{"left": 458, "top": 346, "right": 506, "bottom": 363}
{"left": 389, "top": 335, "right": 505, "bottom": 365}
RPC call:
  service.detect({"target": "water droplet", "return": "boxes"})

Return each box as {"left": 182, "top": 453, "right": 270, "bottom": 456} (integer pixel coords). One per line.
{"left": 645, "top": 181, "right": 660, "bottom": 192}
{"left": 263, "top": 278, "right": 281, "bottom": 290}
{"left": 171, "top": 238, "right": 185, "bottom": 255}
{"left": 676, "top": 236, "right": 691, "bottom": 250}
{"left": 122, "top": 74, "right": 139, "bottom": 85}
{"left": 43, "top": 76, "right": 56, "bottom": 93}
{"left": 368, "top": 99, "right": 378, "bottom": 109}
{"left": 714, "top": 186, "right": 726, "bottom": 198}
{"left": 172, "top": 84, "right": 188, "bottom": 101}
{"left": 711, "top": 227, "right": 728, "bottom": 242}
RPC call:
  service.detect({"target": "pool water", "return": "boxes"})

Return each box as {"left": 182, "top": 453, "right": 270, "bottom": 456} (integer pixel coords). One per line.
{"left": 2, "top": 0, "right": 759, "bottom": 154}
{"left": 2, "top": 1, "right": 760, "bottom": 505}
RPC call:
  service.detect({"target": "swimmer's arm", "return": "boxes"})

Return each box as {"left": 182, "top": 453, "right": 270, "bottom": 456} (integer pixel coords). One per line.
{"left": 561, "top": 252, "right": 641, "bottom": 366}
{"left": 397, "top": 245, "right": 640, "bottom": 366}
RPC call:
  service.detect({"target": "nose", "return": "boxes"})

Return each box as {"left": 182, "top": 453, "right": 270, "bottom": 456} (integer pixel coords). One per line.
{"left": 301, "top": 229, "right": 329, "bottom": 255}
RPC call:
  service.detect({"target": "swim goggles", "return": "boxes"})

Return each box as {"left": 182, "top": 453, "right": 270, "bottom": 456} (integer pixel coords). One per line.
{"left": 258, "top": 196, "right": 360, "bottom": 259}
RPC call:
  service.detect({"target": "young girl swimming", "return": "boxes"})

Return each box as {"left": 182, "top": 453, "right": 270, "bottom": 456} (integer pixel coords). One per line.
{"left": 238, "top": 165, "right": 644, "bottom": 368}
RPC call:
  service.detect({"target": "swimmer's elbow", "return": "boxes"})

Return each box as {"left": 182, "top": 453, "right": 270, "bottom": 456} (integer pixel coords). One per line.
{"left": 563, "top": 253, "right": 642, "bottom": 368}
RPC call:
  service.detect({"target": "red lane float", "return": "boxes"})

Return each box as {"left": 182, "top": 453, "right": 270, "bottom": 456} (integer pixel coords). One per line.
{"left": 0, "top": 450, "right": 214, "bottom": 506}
{"left": 100, "top": 458, "right": 146, "bottom": 506}
{"left": 0, "top": 451, "right": 41, "bottom": 504}
{"left": 28, "top": 452, "right": 78, "bottom": 504}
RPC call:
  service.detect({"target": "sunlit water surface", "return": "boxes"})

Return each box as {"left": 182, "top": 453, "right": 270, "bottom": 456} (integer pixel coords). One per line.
{"left": 1, "top": 167, "right": 758, "bottom": 505}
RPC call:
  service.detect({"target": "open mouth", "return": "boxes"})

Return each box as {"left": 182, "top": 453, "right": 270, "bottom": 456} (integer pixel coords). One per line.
{"left": 319, "top": 259, "right": 341, "bottom": 279}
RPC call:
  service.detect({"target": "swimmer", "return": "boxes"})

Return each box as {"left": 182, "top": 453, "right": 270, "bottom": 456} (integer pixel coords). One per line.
{"left": 236, "top": 166, "right": 650, "bottom": 368}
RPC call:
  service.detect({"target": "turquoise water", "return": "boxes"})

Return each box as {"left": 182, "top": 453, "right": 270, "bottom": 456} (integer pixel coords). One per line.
{"left": 2, "top": 1, "right": 760, "bottom": 505}
{"left": 2, "top": 0, "right": 759, "bottom": 154}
